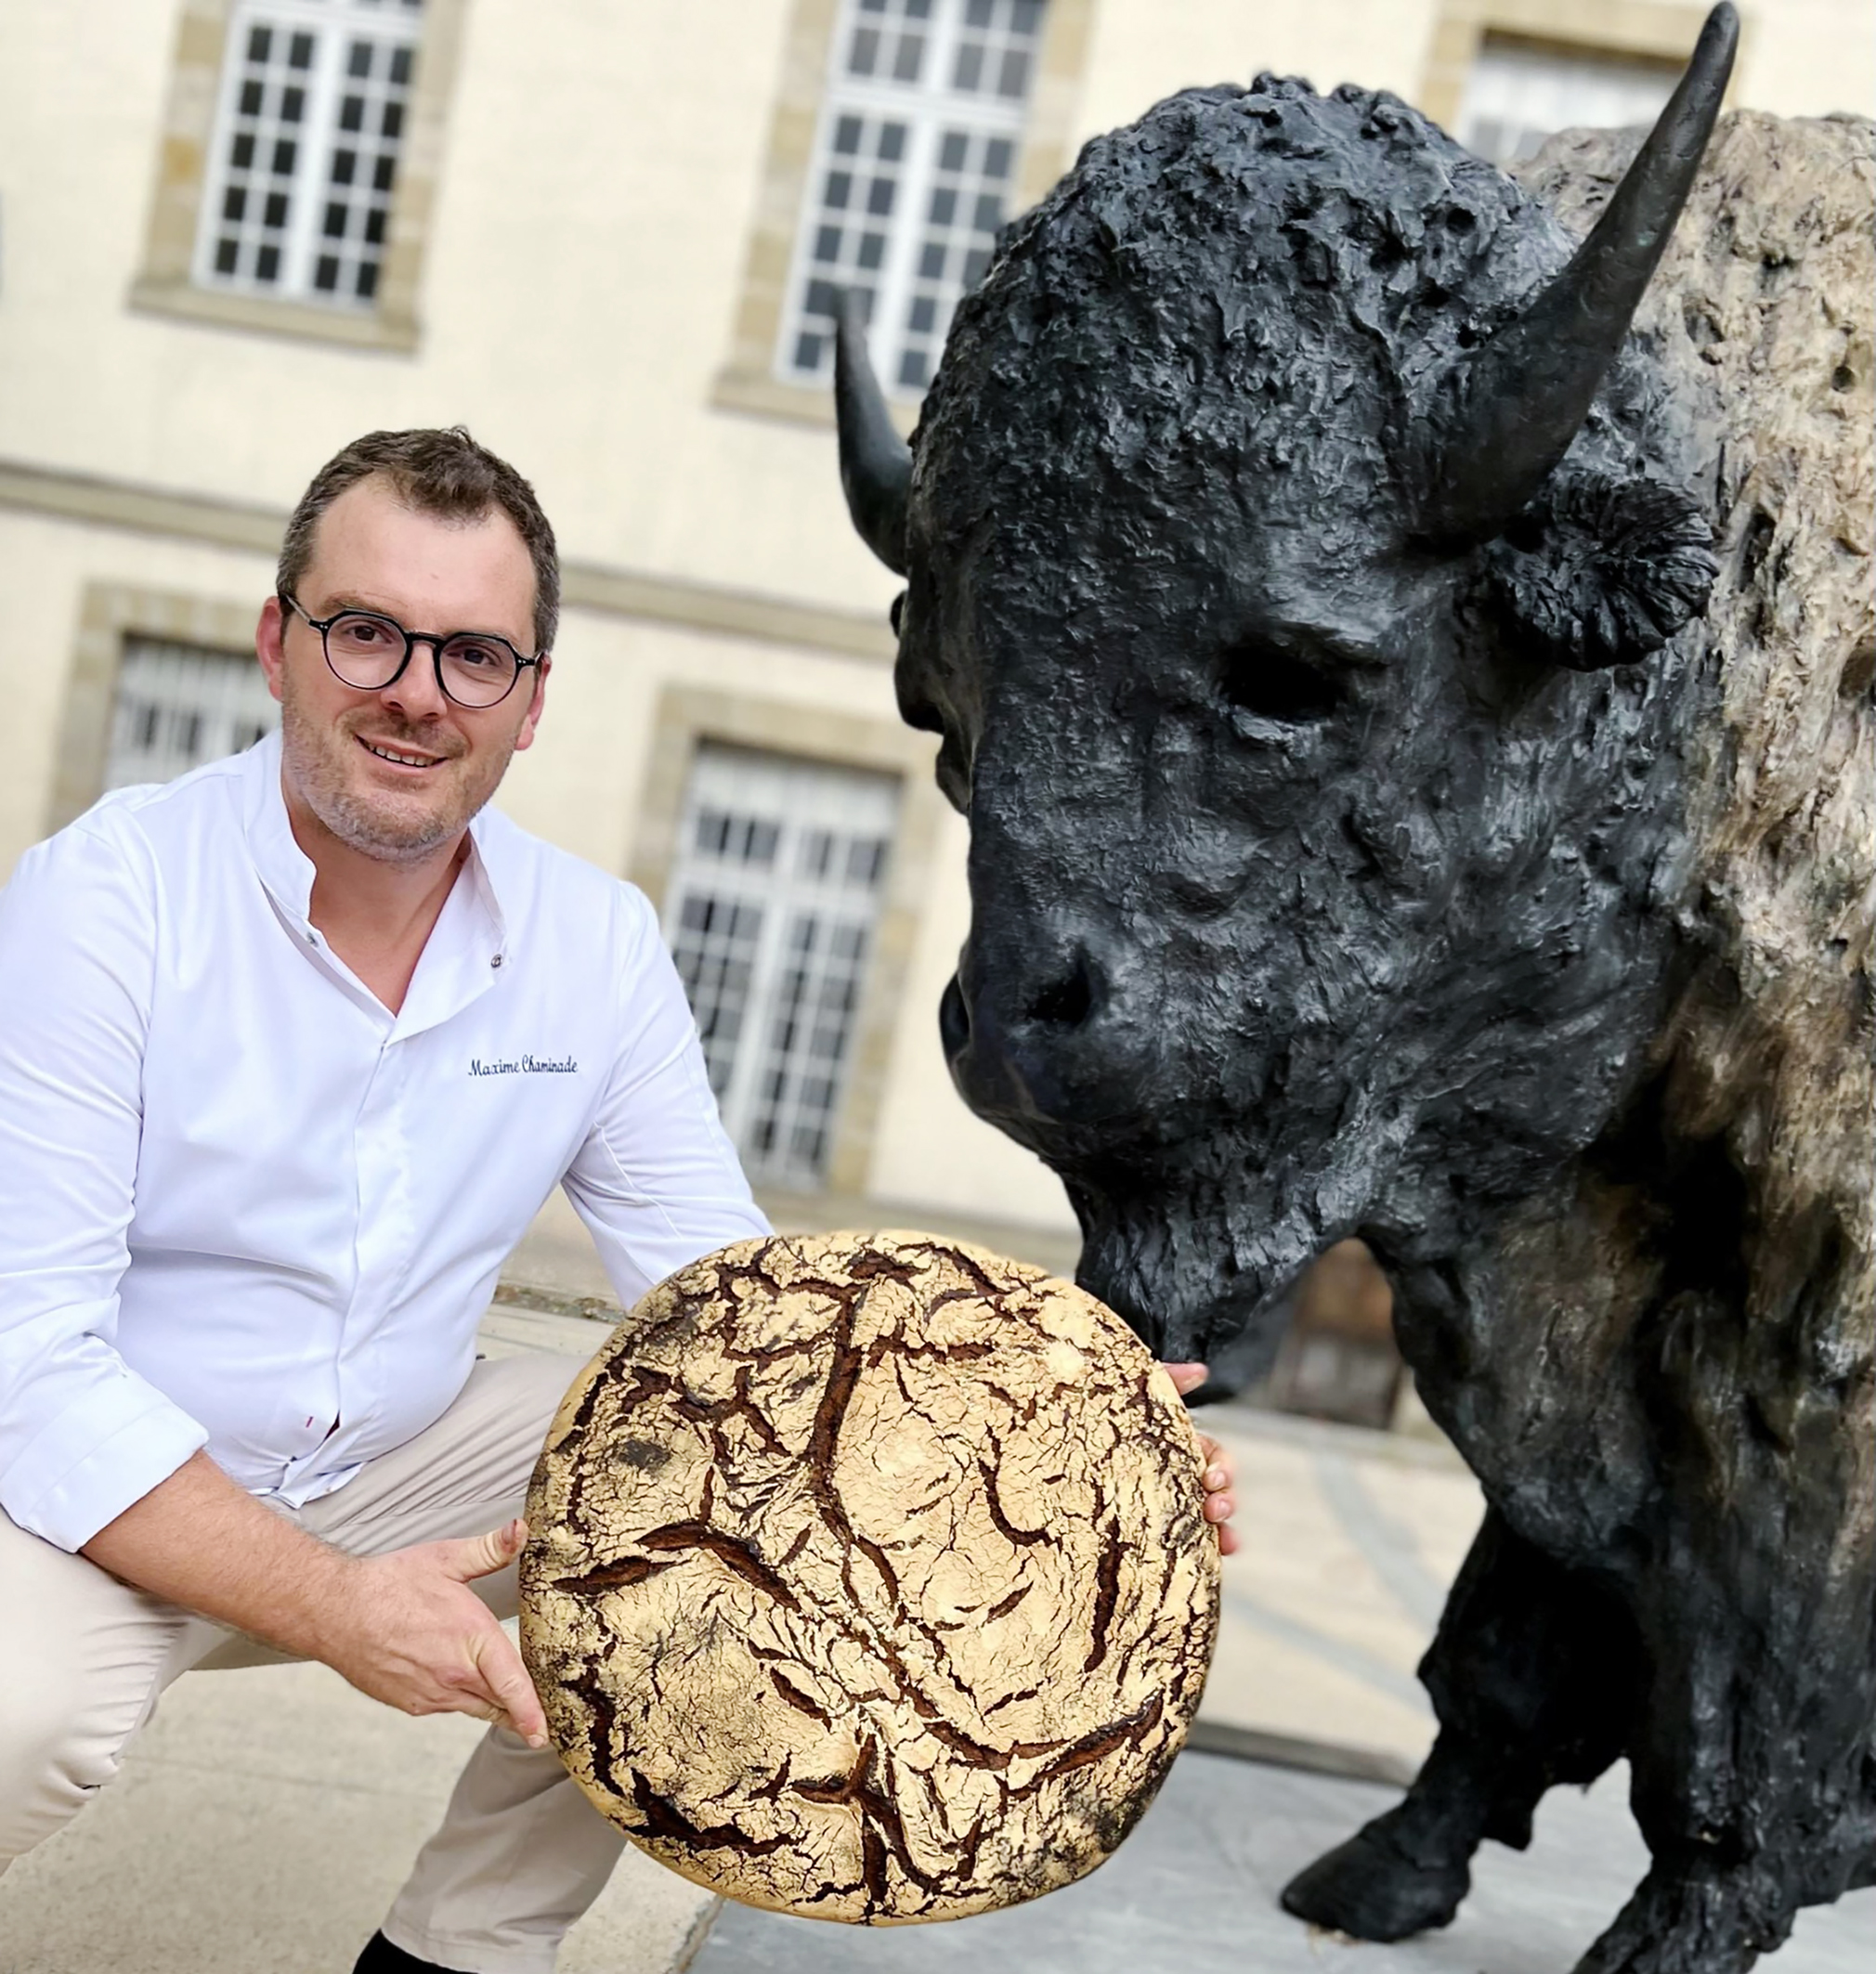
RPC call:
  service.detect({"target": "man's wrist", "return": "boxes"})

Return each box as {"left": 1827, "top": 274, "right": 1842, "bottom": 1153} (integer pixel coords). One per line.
{"left": 261, "top": 1535, "right": 363, "bottom": 1664}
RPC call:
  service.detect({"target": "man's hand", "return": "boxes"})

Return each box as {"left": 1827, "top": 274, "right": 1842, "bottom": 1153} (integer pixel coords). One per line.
{"left": 1164, "top": 1362, "right": 1240, "bottom": 1556}
{"left": 316, "top": 1518, "right": 550, "bottom": 1747}
{"left": 82, "top": 1451, "right": 552, "bottom": 1744}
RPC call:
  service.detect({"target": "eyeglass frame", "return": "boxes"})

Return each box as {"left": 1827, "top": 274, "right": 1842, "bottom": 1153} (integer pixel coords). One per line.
{"left": 278, "top": 590, "right": 546, "bottom": 710}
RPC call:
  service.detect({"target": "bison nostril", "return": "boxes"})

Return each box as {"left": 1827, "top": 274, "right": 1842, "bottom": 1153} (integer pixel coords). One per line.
{"left": 1025, "top": 954, "right": 1096, "bottom": 1030}
{"left": 938, "top": 973, "right": 971, "bottom": 1059}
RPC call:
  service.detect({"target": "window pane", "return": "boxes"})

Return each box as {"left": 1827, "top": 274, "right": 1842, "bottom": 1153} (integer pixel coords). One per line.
{"left": 895, "top": 113, "right": 1019, "bottom": 390}
{"left": 784, "top": 107, "right": 911, "bottom": 375}
{"left": 106, "top": 638, "right": 280, "bottom": 791}
{"left": 663, "top": 745, "right": 900, "bottom": 1188}
{"left": 1455, "top": 34, "right": 1676, "bottom": 166}
{"left": 195, "top": 1, "right": 422, "bottom": 311}
{"left": 778, "top": 0, "right": 1048, "bottom": 390}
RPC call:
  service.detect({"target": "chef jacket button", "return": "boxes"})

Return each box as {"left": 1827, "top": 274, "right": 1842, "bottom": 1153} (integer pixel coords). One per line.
{"left": 491, "top": 954, "right": 503, "bottom": 968}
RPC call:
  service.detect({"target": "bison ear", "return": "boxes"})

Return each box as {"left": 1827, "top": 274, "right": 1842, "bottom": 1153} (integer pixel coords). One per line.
{"left": 1476, "top": 472, "right": 1718, "bottom": 670}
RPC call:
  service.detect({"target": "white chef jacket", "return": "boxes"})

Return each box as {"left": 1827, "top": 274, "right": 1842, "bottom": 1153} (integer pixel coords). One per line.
{"left": 0, "top": 733, "right": 770, "bottom": 1553}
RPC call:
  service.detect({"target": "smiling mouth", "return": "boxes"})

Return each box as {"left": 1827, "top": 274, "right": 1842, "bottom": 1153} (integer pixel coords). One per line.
{"left": 358, "top": 735, "right": 449, "bottom": 770}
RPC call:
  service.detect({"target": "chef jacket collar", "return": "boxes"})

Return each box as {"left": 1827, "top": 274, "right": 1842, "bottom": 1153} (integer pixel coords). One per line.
{"left": 241, "top": 732, "right": 512, "bottom": 977}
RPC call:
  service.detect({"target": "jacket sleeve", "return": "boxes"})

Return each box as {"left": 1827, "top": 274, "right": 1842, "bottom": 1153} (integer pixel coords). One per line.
{"left": 560, "top": 887, "right": 771, "bottom": 1309}
{"left": 0, "top": 818, "right": 208, "bottom": 1552}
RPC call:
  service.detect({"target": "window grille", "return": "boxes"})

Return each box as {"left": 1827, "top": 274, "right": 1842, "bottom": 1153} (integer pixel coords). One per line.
{"left": 194, "top": 0, "right": 423, "bottom": 308}
{"left": 106, "top": 638, "right": 280, "bottom": 791}
{"left": 1456, "top": 35, "right": 1677, "bottom": 168}
{"left": 778, "top": 0, "right": 1047, "bottom": 394}
{"left": 664, "top": 745, "right": 901, "bottom": 1191}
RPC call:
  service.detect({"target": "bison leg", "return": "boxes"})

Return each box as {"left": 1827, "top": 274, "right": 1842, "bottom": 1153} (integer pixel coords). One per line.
{"left": 1281, "top": 1507, "right": 1640, "bottom": 1942}
{"left": 1567, "top": 1555, "right": 1876, "bottom": 1969}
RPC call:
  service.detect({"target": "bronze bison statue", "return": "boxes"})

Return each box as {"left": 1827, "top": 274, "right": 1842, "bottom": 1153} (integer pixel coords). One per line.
{"left": 830, "top": 6, "right": 1875, "bottom": 1968}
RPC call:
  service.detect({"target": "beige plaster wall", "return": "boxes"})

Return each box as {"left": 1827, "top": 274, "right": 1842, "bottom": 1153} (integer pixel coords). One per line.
{"left": 1076, "top": 0, "right": 1871, "bottom": 136}
{"left": 1, "top": 0, "right": 1866, "bottom": 1248}
{"left": 1730, "top": 0, "right": 1876, "bottom": 116}
{"left": 0, "top": 0, "right": 899, "bottom": 625}
{"left": 2, "top": 0, "right": 1868, "bottom": 648}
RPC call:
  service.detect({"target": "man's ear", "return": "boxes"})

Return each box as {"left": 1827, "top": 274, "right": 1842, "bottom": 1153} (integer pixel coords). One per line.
{"left": 1474, "top": 471, "right": 1718, "bottom": 671}
{"left": 256, "top": 595, "right": 288, "bottom": 703}
{"left": 514, "top": 654, "right": 551, "bottom": 753}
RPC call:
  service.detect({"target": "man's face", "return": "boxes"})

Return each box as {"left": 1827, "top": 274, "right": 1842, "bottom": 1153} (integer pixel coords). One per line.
{"left": 258, "top": 474, "right": 550, "bottom": 864}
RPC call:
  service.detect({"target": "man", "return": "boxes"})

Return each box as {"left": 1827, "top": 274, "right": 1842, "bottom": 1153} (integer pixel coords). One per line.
{"left": 0, "top": 428, "right": 1236, "bottom": 1973}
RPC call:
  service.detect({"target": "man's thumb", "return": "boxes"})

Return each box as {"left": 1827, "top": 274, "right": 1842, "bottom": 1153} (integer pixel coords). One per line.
{"left": 442, "top": 1518, "right": 528, "bottom": 1582}
{"left": 1162, "top": 1361, "right": 1210, "bottom": 1398}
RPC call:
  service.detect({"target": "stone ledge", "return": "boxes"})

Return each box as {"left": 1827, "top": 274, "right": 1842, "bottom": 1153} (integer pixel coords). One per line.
{"left": 127, "top": 276, "right": 423, "bottom": 353}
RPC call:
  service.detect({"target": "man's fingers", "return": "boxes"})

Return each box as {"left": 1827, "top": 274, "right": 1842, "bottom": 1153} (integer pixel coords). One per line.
{"left": 1162, "top": 1360, "right": 1209, "bottom": 1397}
{"left": 468, "top": 1626, "right": 550, "bottom": 1748}
{"left": 438, "top": 1517, "right": 528, "bottom": 1583}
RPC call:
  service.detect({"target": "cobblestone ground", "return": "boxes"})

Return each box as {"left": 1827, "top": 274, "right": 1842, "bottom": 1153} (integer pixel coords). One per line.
{"left": 691, "top": 1752, "right": 1876, "bottom": 1974}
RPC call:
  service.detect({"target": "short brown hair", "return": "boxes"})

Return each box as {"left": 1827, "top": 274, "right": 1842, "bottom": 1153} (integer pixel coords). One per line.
{"left": 278, "top": 427, "right": 560, "bottom": 653}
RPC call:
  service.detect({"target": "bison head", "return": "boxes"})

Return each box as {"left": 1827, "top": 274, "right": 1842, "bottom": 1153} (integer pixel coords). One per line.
{"left": 836, "top": 10, "right": 1735, "bottom": 1377}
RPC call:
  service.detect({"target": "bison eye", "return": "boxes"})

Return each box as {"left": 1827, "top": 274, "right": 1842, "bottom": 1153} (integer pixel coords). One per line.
{"left": 1216, "top": 640, "right": 1342, "bottom": 724}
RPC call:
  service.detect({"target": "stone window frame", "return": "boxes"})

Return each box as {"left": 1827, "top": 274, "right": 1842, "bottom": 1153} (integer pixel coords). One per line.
{"left": 1418, "top": 0, "right": 1745, "bottom": 134}
{"left": 48, "top": 582, "right": 266, "bottom": 835}
{"left": 713, "top": 0, "right": 1096, "bottom": 430}
{"left": 129, "top": 0, "right": 468, "bottom": 354}
{"left": 626, "top": 683, "right": 946, "bottom": 1198}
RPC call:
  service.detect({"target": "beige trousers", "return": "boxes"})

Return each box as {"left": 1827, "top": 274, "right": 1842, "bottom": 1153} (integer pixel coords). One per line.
{"left": 0, "top": 1351, "right": 625, "bottom": 1974}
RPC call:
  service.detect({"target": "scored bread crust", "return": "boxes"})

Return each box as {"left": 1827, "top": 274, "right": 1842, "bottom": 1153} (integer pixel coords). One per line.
{"left": 519, "top": 1231, "right": 1220, "bottom": 1925}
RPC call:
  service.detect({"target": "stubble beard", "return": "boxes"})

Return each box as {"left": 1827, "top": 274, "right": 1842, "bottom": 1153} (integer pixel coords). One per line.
{"left": 279, "top": 669, "right": 515, "bottom": 865}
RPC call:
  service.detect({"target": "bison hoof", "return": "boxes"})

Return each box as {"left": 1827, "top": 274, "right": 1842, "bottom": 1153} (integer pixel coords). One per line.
{"left": 1571, "top": 1863, "right": 1781, "bottom": 1974}
{"left": 1281, "top": 1818, "right": 1471, "bottom": 1942}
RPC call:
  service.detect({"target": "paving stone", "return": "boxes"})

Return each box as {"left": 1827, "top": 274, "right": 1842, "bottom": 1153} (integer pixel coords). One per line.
{"left": 0, "top": 1660, "right": 715, "bottom": 1974}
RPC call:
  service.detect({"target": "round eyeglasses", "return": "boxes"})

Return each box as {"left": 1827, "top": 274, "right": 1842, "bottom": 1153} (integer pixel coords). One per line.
{"left": 280, "top": 591, "right": 543, "bottom": 710}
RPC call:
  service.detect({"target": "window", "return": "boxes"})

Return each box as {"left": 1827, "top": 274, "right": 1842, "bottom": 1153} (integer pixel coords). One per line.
{"left": 664, "top": 746, "right": 901, "bottom": 1190}
{"left": 1456, "top": 33, "right": 1677, "bottom": 166}
{"left": 106, "top": 638, "right": 279, "bottom": 790}
{"left": 778, "top": 0, "right": 1047, "bottom": 394}
{"left": 194, "top": 0, "right": 423, "bottom": 308}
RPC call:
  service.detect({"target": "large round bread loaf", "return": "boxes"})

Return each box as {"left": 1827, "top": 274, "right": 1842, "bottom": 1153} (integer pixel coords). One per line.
{"left": 519, "top": 1231, "right": 1219, "bottom": 1924}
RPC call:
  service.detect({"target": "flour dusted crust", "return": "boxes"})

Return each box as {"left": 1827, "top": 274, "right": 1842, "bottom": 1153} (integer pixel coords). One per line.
{"left": 519, "top": 1231, "right": 1220, "bottom": 1925}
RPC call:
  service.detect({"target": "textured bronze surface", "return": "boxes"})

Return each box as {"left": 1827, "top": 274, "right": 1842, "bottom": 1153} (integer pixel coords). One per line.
{"left": 520, "top": 1232, "right": 1219, "bottom": 1925}
{"left": 830, "top": 3, "right": 1875, "bottom": 1958}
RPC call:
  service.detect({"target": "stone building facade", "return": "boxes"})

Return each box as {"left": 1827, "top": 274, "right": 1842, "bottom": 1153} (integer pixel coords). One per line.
{"left": 0, "top": 0, "right": 1868, "bottom": 1256}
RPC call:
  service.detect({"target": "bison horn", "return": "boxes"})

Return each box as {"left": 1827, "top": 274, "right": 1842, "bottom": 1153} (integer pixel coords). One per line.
{"left": 834, "top": 290, "right": 912, "bottom": 576}
{"left": 1420, "top": 0, "right": 1738, "bottom": 543}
